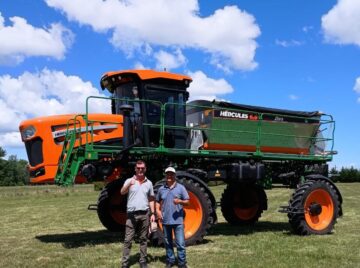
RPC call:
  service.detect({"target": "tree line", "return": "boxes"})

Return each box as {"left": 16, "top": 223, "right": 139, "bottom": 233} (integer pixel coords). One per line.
{"left": 0, "top": 147, "right": 29, "bottom": 186}
{"left": 330, "top": 166, "right": 360, "bottom": 183}
{"left": 0, "top": 145, "right": 359, "bottom": 185}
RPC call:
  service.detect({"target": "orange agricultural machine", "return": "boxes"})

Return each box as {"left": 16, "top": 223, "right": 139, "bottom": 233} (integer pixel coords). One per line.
{"left": 20, "top": 114, "right": 122, "bottom": 184}
{"left": 19, "top": 69, "right": 343, "bottom": 245}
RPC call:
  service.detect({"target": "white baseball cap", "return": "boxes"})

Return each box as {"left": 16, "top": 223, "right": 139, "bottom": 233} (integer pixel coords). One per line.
{"left": 165, "top": 166, "right": 176, "bottom": 173}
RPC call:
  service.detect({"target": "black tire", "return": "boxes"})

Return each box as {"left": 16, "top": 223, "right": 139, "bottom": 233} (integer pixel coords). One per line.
{"left": 151, "top": 177, "right": 214, "bottom": 246}
{"left": 97, "top": 179, "right": 127, "bottom": 232}
{"left": 288, "top": 179, "right": 340, "bottom": 235}
{"left": 221, "top": 183, "right": 267, "bottom": 225}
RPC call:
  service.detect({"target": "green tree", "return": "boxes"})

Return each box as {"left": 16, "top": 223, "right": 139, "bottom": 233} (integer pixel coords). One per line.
{"left": 0, "top": 147, "right": 5, "bottom": 158}
{"left": 339, "top": 167, "right": 360, "bottom": 183}
{"left": 0, "top": 147, "right": 29, "bottom": 186}
{"left": 329, "top": 166, "right": 339, "bottom": 182}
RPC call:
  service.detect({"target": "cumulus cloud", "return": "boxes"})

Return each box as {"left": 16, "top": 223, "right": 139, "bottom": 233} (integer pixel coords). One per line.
{"left": 154, "top": 49, "right": 187, "bottom": 71}
{"left": 45, "top": 0, "right": 260, "bottom": 72}
{"left": 302, "top": 26, "right": 314, "bottom": 33}
{"left": 275, "top": 39, "right": 303, "bottom": 47}
{"left": 0, "top": 69, "right": 109, "bottom": 147}
{"left": 0, "top": 13, "right": 74, "bottom": 65}
{"left": 0, "top": 132, "right": 22, "bottom": 147}
{"left": 187, "top": 71, "right": 234, "bottom": 101}
{"left": 353, "top": 77, "right": 360, "bottom": 103}
{"left": 133, "top": 62, "right": 148, "bottom": 70}
{"left": 289, "top": 94, "right": 299, "bottom": 100}
{"left": 322, "top": 0, "right": 360, "bottom": 46}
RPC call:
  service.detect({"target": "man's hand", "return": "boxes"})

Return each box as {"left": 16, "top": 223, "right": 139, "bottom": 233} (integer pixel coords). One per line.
{"left": 174, "top": 198, "right": 189, "bottom": 206}
{"left": 150, "top": 214, "right": 155, "bottom": 222}
{"left": 120, "top": 178, "right": 136, "bottom": 195}
{"left": 125, "top": 178, "right": 136, "bottom": 188}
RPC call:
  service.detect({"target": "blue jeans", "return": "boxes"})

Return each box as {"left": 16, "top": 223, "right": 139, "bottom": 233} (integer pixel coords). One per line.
{"left": 163, "top": 224, "right": 186, "bottom": 266}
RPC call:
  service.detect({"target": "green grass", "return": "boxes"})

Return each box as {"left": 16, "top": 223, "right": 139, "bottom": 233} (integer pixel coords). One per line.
{"left": 0, "top": 183, "right": 359, "bottom": 268}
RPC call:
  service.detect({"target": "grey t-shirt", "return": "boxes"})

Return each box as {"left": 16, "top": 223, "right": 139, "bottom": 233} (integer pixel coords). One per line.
{"left": 124, "top": 176, "right": 154, "bottom": 212}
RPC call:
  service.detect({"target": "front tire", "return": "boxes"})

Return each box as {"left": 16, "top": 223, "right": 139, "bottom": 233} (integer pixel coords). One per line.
{"left": 97, "top": 179, "right": 127, "bottom": 232}
{"left": 152, "top": 177, "right": 213, "bottom": 246}
{"left": 288, "top": 179, "right": 340, "bottom": 235}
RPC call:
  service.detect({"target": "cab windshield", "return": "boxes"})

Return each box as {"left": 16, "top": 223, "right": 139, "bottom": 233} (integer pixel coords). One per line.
{"left": 113, "top": 82, "right": 141, "bottom": 115}
{"left": 144, "top": 85, "right": 186, "bottom": 125}
{"left": 113, "top": 82, "right": 187, "bottom": 148}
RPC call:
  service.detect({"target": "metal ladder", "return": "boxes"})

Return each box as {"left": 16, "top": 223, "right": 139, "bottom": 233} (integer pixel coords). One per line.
{"left": 54, "top": 116, "right": 85, "bottom": 186}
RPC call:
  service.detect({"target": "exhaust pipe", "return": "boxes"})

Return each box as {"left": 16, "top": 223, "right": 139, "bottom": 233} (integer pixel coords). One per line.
{"left": 120, "top": 104, "right": 134, "bottom": 148}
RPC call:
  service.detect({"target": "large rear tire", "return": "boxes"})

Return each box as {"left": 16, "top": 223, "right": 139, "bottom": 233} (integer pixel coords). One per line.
{"left": 152, "top": 177, "right": 214, "bottom": 246}
{"left": 97, "top": 179, "right": 127, "bottom": 232}
{"left": 288, "top": 179, "right": 340, "bottom": 235}
{"left": 221, "top": 183, "right": 267, "bottom": 225}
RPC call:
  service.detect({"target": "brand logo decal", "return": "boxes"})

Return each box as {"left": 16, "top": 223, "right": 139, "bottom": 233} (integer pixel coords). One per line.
{"left": 215, "top": 110, "right": 258, "bottom": 120}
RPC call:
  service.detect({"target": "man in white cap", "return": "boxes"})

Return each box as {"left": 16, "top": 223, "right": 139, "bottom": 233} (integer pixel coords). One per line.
{"left": 156, "top": 166, "right": 189, "bottom": 268}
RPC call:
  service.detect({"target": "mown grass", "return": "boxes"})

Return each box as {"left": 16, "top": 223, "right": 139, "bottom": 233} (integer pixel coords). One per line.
{"left": 0, "top": 183, "right": 359, "bottom": 268}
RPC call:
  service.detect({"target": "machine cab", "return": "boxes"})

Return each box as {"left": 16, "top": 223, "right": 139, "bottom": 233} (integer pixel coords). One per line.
{"left": 100, "top": 70, "right": 192, "bottom": 149}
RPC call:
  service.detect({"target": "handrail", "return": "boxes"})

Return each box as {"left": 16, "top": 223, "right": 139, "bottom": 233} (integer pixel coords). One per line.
{"left": 74, "top": 96, "right": 335, "bottom": 161}
{"left": 54, "top": 115, "right": 83, "bottom": 185}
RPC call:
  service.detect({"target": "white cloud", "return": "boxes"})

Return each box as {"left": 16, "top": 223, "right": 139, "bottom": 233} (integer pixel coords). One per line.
{"left": 187, "top": 71, "right": 234, "bottom": 101}
{"left": 0, "top": 13, "right": 74, "bottom": 65}
{"left": 0, "top": 69, "right": 109, "bottom": 148}
{"left": 45, "top": 0, "right": 260, "bottom": 72}
{"left": 353, "top": 76, "right": 360, "bottom": 103}
{"left": 302, "top": 26, "right": 314, "bottom": 33}
{"left": 275, "top": 39, "right": 303, "bottom": 47}
{"left": 289, "top": 94, "right": 299, "bottom": 100}
{"left": 0, "top": 132, "right": 22, "bottom": 147}
{"left": 354, "top": 77, "right": 360, "bottom": 93}
{"left": 322, "top": 0, "right": 360, "bottom": 46}
{"left": 133, "top": 62, "right": 148, "bottom": 70}
{"left": 154, "top": 49, "right": 187, "bottom": 71}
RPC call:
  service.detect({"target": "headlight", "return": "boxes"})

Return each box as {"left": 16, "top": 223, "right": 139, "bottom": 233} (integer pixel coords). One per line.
{"left": 21, "top": 125, "right": 36, "bottom": 140}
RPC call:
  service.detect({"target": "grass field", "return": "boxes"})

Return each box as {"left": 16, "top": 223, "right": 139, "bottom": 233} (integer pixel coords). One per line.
{"left": 0, "top": 183, "right": 359, "bottom": 268}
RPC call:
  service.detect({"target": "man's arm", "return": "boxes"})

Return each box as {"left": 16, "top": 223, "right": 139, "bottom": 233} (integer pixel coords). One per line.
{"left": 173, "top": 186, "right": 190, "bottom": 205}
{"left": 120, "top": 178, "right": 135, "bottom": 195}
{"left": 181, "top": 199, "right": 190, "bottom": 206}
{"left": 173, "top": 199, "right": 189, "bottom": 206}
{"left": 155, "top": 201, "right": 163, "bottom": 221}
{"left": 149, "top": 196, "right": 155, "bottom": 222}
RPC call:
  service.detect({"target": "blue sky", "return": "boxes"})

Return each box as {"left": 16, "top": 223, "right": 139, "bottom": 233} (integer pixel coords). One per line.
{"left": 0, "top": 0, "right": 359, "bottom": 169}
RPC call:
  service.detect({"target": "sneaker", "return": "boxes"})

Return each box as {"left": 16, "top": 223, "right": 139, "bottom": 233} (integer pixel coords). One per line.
{"left": 165, "top": 262, "right": 174, "bottom": 268}
{"left": 178, "top": 264, "right": 188, "bottom": 268}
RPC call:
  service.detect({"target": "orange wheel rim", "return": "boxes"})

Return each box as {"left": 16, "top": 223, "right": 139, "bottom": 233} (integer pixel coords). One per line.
{"left": 158, "top": 192, "right": 203, "bottom": 240}
{"left": 234, "top": 206, "right": 259, "bottom": 220}
{"left": 304, "top": 189, "right": 334, "bottom": 231}
{"left": 233, "top": 191, "right": 259, "bottom": 220}
{"left": 184, "top": 192, "right": 203, "bottom": 239}
{"left": 109, "top": 191, "right": 127, "bottom": 225}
